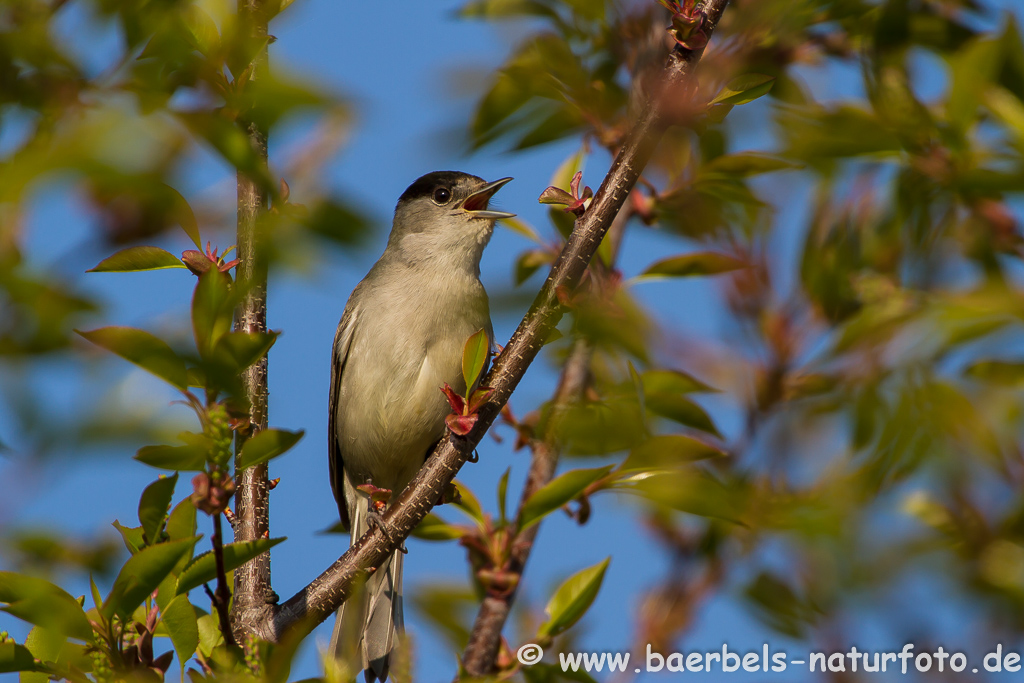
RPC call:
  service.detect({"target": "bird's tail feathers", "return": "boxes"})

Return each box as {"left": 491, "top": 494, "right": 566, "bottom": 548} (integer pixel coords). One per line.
{"left": 330, "top": 480, "right": 405, "bottom": 683}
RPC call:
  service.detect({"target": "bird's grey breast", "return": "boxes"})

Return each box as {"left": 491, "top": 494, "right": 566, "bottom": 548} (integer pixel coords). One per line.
{"left": 335, "top": 259, "right": 491, "bottom": 491}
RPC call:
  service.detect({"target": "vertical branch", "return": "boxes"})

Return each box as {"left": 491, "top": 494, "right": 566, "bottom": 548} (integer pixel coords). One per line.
{"left": 461, "top": 340, "right": 593, "bottom": 676}
{"left": 232, "top": 0, "right": 272, "bottom": 634}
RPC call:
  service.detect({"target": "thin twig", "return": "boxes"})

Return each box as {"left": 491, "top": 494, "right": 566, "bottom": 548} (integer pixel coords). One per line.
{"left": 232, "top": 0, "right": 730, "bottom": 646}
{"left": 212, "top": 513, "right": 239, "bottom": 648}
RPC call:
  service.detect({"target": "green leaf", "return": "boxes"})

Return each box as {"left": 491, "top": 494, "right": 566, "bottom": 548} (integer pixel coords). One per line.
{"left": 162, "top": 595, "right": 199, "bottom": 672}
{"left": 626, "top": 469, "right": 746, "bottom": 523}
{"left": 112, "top": 521, "right": 145, "bottom": 555}
{"left": 0, "top": 573, "right": 91, "bottom": 640}
{"left": 196, "top": 614, "right": 223, "bottom": 658}
{"left": 710, "top": 74, "right": 775, "bottom": 106}
{"left": 103, "top": 537, "right": 198, "bottom": 620}
{"left": 211, "top": 331, "right": 278, "bottom": 373}
{"left": 77, "top": 327, "right": 188, "bottom": 390}
{"left": 515, "top": 249, "right": 555, "bottom": 285}
{"left": 497, "top": 467, "right": 511, "bottom": 525}
{"left": 948, "top": 37, "right": 1001, "bottom": 131}
{"left": 178, "top": 112, "right": 271, "bottom": 187}
{"left": 237, "top": 429, "right": 304, "bottom": 471}
{"left": 621, "top": 435, "right": 725, "bottom": 471}
{"left": 192, "top": 270, "right": 234, "bottom": 359}
{"left": 138, "top": 473, "right": 179, "bottom": 545}
{"left": 135, "top": 444, "right": 208, "bottom": 472}
{"left": 966, "top": 360, "right": 1024, "bottom": 387}
{"left": 411, "top": 514, "right": 465, "bottom": 541}
{"left": 537, "top": 557, "right": 610, "bottom": 638}
{"left": 702, "top": 153, "right": 800, "bottom": 176}
{"left": 22, "top": 626, "right": 65, "bottom": 683}
{"left": 181, "top": 5, "right": 220, "bottom": 57}
{"left": 167, "top": 498, "right": 198, "bottom": 543}
{"left": 462, "top": 328, "right": 490, "bottom": 390}
{"left": 519, "top": 466, "right": 613, "bottom": 531}
{"left": 452, "top": 481, "right": 486, "bottom": 524}
{"left": 0, "top": 642, "right": 45, "bottom": 673}
{"left": 165, "top": 499, "right": 198, "bottom": 574}
{"left": 638, "top": 252, "right": 747, "bottom": 279}
{"left": 642, "top": 369, "right": 715, "bottom": 395}
{"left": 87, "top": 246, "right": 186, "bottom": 273}
{"left": 175, "top": 538, "right": 285, "bottom": 595}
{"left": 645, "top": 392, "right": 721, "bottom": 437}
{"left": 500, "top": 216, "right": 544, "bottom": 244}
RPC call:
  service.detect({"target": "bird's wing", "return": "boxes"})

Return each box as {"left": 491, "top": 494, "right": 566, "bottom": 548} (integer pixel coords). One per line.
{"left": 329, "top": 303, "right": 359, "bottom": 531}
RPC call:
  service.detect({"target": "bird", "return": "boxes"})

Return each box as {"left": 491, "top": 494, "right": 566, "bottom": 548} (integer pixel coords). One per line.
{"left": 327, "top": 171, "right": 514, "bottom": 682}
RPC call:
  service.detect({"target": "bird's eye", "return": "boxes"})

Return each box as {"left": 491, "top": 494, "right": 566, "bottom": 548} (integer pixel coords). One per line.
{"left": 433, "top": 187, "right": 452, "bottom": 204}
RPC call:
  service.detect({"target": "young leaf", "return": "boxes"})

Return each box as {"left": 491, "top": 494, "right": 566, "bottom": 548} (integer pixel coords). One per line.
{"left": 135, "top": 444, "right": 208, "bottom": 472}
{"left": 518, "top": 465, "right": 614, "bottom": 531}
{"left": 237, "top": 429, "right": 305, "bottom": 470}
{"left": 497, "top": 467, "right": 511, "bottom": 525}
{"left": 138, "top": 473, "right": 179, "bottom": 545}
{"left": 462, "top": 328, "right": 490, "bottom": 390}
{"left": 162, "top": 595, "right": 199, "bottom": 672}
{"left": 192, "top": 270, "right": 234, "bottom": 359}
{"left": 87, "top": 246, "right": 186, "bottom": 273}
{"left": 638, "top": 252, "right": 747, "bottom": 279}
{"left": 537, "top": 557, "right": 610, "bottom": 638}
{"left": 411, "top": 514, "right": 466, "bottom": 541}
{"left": 452, "top": 481, "right": 486, "bottom": 525}
{"left": 112, "top": 521, "right": 145, "bottom": 555}
{"left": 103, "top": 537, "right": 198, "bottom": 620}
{"left": 77, "top": 327, "right": 188, "bottom": 391}
{"left": 709, "top": 74, "right": 775, "bottom": 106}
{"left": 0, "top": 573, "right": 92, "bottom": 640}
{"left": 446, "top": 412, "right": 478, "bottom": 436}
{"left": 175, "top": 538, "right": 285, "bottom": 595}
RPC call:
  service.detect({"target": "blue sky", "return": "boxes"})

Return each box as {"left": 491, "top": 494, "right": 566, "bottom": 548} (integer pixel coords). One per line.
{"left": 4, "top": 0, "right": 1024, "bottom": 681}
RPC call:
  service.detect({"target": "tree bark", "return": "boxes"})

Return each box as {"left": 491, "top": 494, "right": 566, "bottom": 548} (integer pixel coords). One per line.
{"left": 231, "top": 0, "right": 274, "bottom": 639}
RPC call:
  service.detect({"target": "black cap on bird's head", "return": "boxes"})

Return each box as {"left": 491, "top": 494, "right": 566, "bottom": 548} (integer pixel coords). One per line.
{"left": 397, "top": 171, "right": 514, "bottom": 220}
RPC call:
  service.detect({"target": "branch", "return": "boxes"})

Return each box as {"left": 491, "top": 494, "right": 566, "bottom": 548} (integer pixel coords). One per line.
{"left": 231, "top": 0, "right": 274, "bottom": 637}
{"left": 235, "top": 0, "right": 730, "bottom": 644}
{"left": 461, "top": 337, "right": 594, "bottom": 677}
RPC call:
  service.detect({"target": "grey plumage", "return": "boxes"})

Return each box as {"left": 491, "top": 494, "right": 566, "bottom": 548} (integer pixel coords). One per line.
{"left": 328, "top": 172, "right": 513, "bottom": 682}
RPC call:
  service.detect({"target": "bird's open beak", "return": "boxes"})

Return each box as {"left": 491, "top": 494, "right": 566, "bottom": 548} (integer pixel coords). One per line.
{"left": 461, "top": 177, "right": 515, "bottom": 219}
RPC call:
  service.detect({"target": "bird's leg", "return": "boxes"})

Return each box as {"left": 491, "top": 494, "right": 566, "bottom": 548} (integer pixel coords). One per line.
{"left": 357, "top": 480, "right": 407, "bottom": 554}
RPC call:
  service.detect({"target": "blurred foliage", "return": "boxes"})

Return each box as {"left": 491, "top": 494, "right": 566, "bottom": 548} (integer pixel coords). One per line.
{"left": 4, "top": 0, "right": 1024, "bottom": 681}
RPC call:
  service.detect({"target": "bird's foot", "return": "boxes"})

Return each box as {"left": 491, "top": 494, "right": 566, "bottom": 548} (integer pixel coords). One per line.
{"left": 358, "top": 482, "right": 407, "bottom": 553}
{"left": 366, "top": 507, "right": 407, "bottom": 554}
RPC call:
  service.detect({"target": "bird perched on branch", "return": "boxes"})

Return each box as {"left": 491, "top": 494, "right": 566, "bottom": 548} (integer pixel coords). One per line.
{"left": 328, "top": 171, "right": 513, "bottom": 682}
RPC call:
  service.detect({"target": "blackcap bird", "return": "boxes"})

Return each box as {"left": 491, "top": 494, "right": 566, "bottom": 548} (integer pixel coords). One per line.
{"left": 328, "top": 171, "right": 514, "bottom": 682}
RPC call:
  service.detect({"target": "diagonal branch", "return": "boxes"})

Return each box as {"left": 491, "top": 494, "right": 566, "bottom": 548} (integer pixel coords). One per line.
{"left": 232, "top": 0, "right": 730, "bottom": 646}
